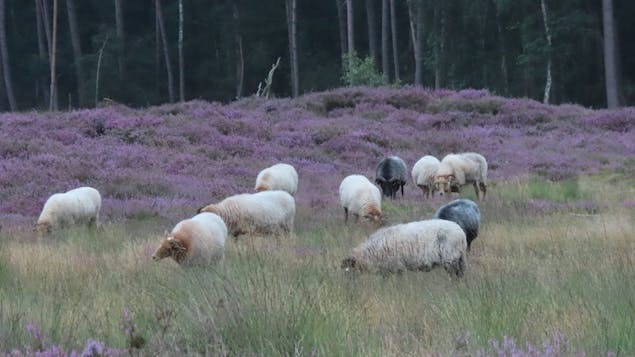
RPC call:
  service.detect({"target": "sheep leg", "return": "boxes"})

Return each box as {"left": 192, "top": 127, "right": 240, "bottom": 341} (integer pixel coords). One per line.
{"left": 401, "top": 184, "right": 405, "bottom": 197}
{"left": 473, "top": 182, "right": 481, "bottom": 200}
{"left": 479, "top": 182, "right": 487, "bottom": 200}
{"left": 343, "top": 208, "right": 349, "bottom": 224}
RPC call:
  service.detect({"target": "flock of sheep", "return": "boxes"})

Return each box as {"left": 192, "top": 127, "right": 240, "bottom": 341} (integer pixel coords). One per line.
{"left": 35, "top": 153, "right": 488, "bottom": 277}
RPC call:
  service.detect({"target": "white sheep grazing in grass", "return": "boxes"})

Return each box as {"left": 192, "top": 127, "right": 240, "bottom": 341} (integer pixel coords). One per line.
{"left": 434, "top": 152, "right": 488, "bottom": 200}
{"left": 152, "top": 212, "right": 227, "bottom": 266}
{"left": 411, "top": 155, "right": 441, "bottom": 199}
{"left": 254, "top": 163, "right": 299, "bottom": 195}
{"left": 198, "top": 190, "right": 295, "bottom": 238}
{"left": 36, "top": 186, "right": 102, "bottom": 236}
{"left": 339, "top": 174, "right": 382, "bottom": 224}
{"left": 341, "top": 219, "right": 467, "bottom": 276}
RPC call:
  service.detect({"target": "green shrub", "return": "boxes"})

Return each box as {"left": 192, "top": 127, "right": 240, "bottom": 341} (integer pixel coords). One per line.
{"left": 341, "top": 52, "right": 389, "bottom": 87}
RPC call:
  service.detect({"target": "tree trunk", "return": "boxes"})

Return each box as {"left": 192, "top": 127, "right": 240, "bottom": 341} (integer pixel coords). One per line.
{"left": 155, "top": 0, "right": 174, "bottom": 102}
{"left": 66, "top": 0, "right": 86, "bottom": 107}
{"left": 381, "top": 0, "right": 389, "bottom": 78}
{"left": 389, "top": 0, "right": 399, "bottom": 82}
{"left": 114, "top": 0, "right": 124, "bottom": 82}
{"left": 540, "top": 0, "right": 552, "bottom": 104}
{"left": 232, "top": 1, "right": 244, "bottom": 99}
{"left": 365, "top": 0, "right": 377, "bottom": 62}
{"left": 602, "top": 0, "right": 619, "bottom": 108}
{"left": 346, "top": 0, "right": 354, "bottom": 57}
{"left": 495, "top": 7, "right": 509, "bottom": 95}
{"left": 285, "top": 0, "right": 299, "bottom": 97}
{"left": 48, "top": 0, "right": 58, "bottom": 111}
{"left": 35, "top": 0, "right": 49, "bottom": 105}
{"left": 407, "top": 0, "right": 423, "bottom": 86}
{"left": 0, "top": 0, "right": 16, "bottom": 110}
{"left": 336, "top": 0, "right": 347, "bottom": 60}
{"left": 178, "top": 0, "right": 184, "bottom": 102}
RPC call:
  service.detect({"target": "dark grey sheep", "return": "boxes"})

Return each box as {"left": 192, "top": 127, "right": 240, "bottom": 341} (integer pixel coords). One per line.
{"left": 375, "top": 156, "right": 407, "bottom": 199}
{"left": 434, "top": 199, "right": 481, "bottom": 250}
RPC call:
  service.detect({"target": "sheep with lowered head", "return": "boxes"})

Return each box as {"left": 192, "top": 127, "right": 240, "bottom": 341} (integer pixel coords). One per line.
{"left": 152, "top": 212, "right": 227, "bottom": 266}
{"left": 434, "top": 199, "right": 480, "bottom": 250}
{"left": 198, "top": 190, "right": 295, "bottom": 238}
{"left": 339, "top": 174, "right": 382, "bottom": 224}
{"left": 36, "top": 186, "right": 101, "bottom": 236}
{"left": 375, "top": 156, "right": 407, "bottom": 199}
{"left": 434, "top": 152, "right": 488, "bottom": 200}
{"left": 411, "top": 155, "right": 441, "bottom": 199}
{"left": 341, "top": 219, "right": 467, "bottom": 276}
{"left": 254, "top": 163, "right": 298, "bottom": 195}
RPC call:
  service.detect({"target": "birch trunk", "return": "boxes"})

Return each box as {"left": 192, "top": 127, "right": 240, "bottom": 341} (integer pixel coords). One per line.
{"left": 540, "top": 0, "right": 552, "bottom": 104}
{"left": 155, "top": 0, "right": 174, "bottom": 102}
{"left": 178, "top": 0, "right": 184, "bottom": 102}
{"left": 285, "top": 0, "right": 299, "bottom": 97}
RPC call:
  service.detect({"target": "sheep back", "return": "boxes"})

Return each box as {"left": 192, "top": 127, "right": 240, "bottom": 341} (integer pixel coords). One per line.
{"left": 411, "top": 155, "right": 441, "bottom": 198}
{"left": 200, "top": 190, "right": 295, "bottom": 237}
{"left": 254, "top": 163, "right": 299, "bottom": 195}
{"left": 342, "top": 219, "right": 467, "bottom": 276}
{"left": 434, "top": 199, "right": 480, "bottom": 249}
{"left": 36, "top": 186, "right": 102, "bottom": 235}
{"left": 152, "top": 212, "right": 227, "bottom": 266}
{"left": 339, "top": 175, "right": 382, "bottom": 222}
{"left": 375, "top": 156, "right": 408, "bottom": 198}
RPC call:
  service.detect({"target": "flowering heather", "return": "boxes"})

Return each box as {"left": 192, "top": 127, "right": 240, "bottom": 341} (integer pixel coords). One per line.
{"left": 0, "top": 86, "right": 632, "bottom": 228}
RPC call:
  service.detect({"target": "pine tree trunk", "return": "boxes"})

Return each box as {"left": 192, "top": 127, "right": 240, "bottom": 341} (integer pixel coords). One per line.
{"left": 48, "top": 0, "right": 58, "bottom": 111}
{"left": 540, "top": 0, "right": 552, "bottom": 104}
{"left": 0, "top": 0, "right": 16, "bottom": 110}
{"left": 35, "top": 0, "right": 49, "bottom": 106}
{"left": 336, "top": 0, "right": 347, "bottom": 60}
{"left": 286, "top": 0, "right": 299, "bottom": 97}
{"left": 602, "top": 0, "right": 619, "bottom": 108}
{"left": 495, "top": 8, "right": 509, "bottom": 95}
{"left": 114, "top": 0, "right": 124, "bottom": 82}
{"left": 232, "top": 1, "right": 244, "bottom": 99}
{"left": 381, "top": 0, "right": 389, "bottom": 78}
{"left": 178, "top": 0, "right": 184, "bottom": 102}
{"left": 407, "top": 0, "right": 423, "bottom": 86}
{"left": 66, "top": 0, "right": 86, "bottom": 107}
{"left": 155, "top": 0, "right": 174, "bottom": 102}
{"left": 365, "top": 0, "right": 377, "bottom": 62}
{"left": 346, "top": 0, "right": 354, "bottom": 56}
{"left": 389, "top": 0, "right": 399, "bottom": 82}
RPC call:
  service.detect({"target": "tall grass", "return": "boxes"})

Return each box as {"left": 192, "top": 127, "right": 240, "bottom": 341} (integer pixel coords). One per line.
{"left": 1, "top": 175, "right": 634, "bottom": 355}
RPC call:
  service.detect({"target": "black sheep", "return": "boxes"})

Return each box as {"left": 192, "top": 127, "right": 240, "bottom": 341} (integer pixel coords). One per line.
{"left": 375, "top": 156, "right": 407, "bottom": 199}
{"left": 434, "top": 199, "right": 481, "bottom": 250}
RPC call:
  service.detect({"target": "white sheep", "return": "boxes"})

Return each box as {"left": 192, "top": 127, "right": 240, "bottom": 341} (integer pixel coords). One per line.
{"left": 341, "top": 219, "right": 467, "bottom": 276}
{"left": 254, "top": 163, "right": 299, "bottom": 195}
{"left": 36, "top": 186, "right": 102, "bottom": 236}
{"left": 411, "top": 155, "right": 441, "bottom": 199}
{"left": 339, "top": 174, "right": 382, "bottom": 223}
{"left": 198, "top": 190, "right": 295, "bottom": 238}
{"left": 434, "top": 152, "right": 488, "bottom": 200}
{"left": 152, "top": 212, "right": 227, "bottom": 266}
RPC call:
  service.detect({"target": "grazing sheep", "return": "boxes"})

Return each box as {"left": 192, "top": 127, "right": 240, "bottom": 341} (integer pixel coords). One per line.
{"left": 198, "top": 190, "right": 295, "bottom": 238}
{"left": 434, "top": 152, "right": 488, "bottom": 200}
{"left": 152, "top": 212, "right": 227, "bottom": 266}
{"left": 254, "top": 163, "right": 299, "bottom": 195}
{"left": 339, "top": 175, "right": 382, "bottom": 224}
{"left": 411, "top": 155, "right": 441, "bottom": 199}
{"left": 341, "top": 219, "right": 467, "bottom": 276}
{"left": 36, "top": 186, "right": 101, "bottom": 236}
{"left": 434, "top": 199, "right": 480, "bottom": 250}
{"left": 375, "top": 156, "right": 407, "bottom": 199}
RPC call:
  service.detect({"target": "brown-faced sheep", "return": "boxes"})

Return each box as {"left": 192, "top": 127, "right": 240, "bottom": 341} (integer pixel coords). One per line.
{"left": 152, "top": 212, "right": 227, "bottom": 266}
{"left": 339, "top": 174, "right": 382, "bottom": 223}
{"left": 434, "top": 152, "right": 488, "bottom": 200}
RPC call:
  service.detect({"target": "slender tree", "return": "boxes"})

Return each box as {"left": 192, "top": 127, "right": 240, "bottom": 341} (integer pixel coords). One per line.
{"left": 232, "top": 1, "right": 244, "bottom": 99}
{"left": 178, "top": 0, "right": 184, "bottom": 102}
{"left": 540, "top": 0, "right": 552, "bottom": 104}
{"left": 66, "top": 0, "right": 86, "bottom": 107}
{"left": 365, "top": 0, "right": 377, "bottom": 62}
{"left": 35, "top": 0, "right": 49, "bottom": 105}
{"left": 602, "top": 0, "right": 619, "bottom": 108}
{"left": 155, "top": 0, "right": 174, "bottom": 102}
{"left": 381, "top": 0, "right": 389, "bottom": 78}
{"left": 48, "top": 0, "right": 58, "bottom": 111}
{"left": 407, "top": 0, "right": 424, "bottom": 86}
{"left": 114, "top": 0, "right": 124, "bottom": 82}
{"left": 0, "top": 0, "right": 16, "bottom": 110}
{"left": 346, "top": 0, "right": 354, "bottom": 57}
{"left": 285, "top": 0, "right": 299, "bottom": 97}
{"left": 335, "top": 0, "right": 347, "bottom": 60}
{"left": 389, "top": 0, "right": 399, "bottom": 82}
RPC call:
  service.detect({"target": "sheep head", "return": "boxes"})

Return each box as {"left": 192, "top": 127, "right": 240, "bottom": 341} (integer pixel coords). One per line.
{"left": 363, "top": 207, "right": 382, "bottom": 224}
{"left": 341, "top": 256, "right": 358, "bottom": 272}
{"left": 152, "top": 233, "right": 186, "bottom": 262}
{"left": 35, "top": 221, "right": 52, "bottom": 237}
{"left": 434, "top": 175, "right": 455, "bottom": 195}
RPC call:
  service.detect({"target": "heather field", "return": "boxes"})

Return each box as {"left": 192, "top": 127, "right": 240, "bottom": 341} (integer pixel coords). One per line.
{"left": 0, "top": 87, "right": 634, "bottom": 355}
